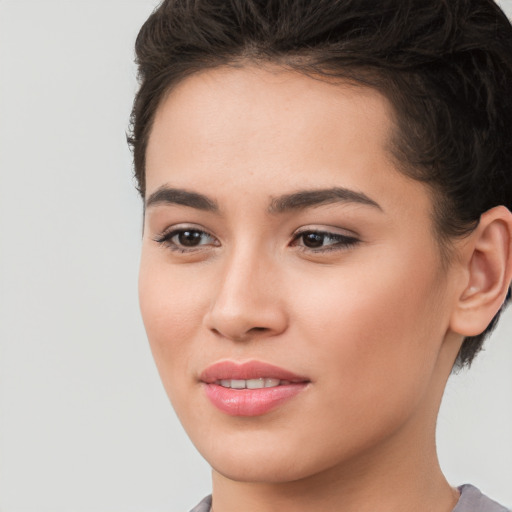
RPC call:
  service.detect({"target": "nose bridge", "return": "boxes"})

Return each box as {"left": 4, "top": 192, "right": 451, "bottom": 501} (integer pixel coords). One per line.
{"left": 205, "top": 239, "right": 286, "bottom": 340}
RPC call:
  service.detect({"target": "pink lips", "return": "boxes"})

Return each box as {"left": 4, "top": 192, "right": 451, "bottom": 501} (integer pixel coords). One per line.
{"left": 200, "top": 360, "right": 309, "bottom": 417}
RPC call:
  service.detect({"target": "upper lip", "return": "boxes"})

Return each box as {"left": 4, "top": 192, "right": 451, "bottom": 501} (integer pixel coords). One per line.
{"left": 200, "top": 360, "right": 309, "bottom": 383}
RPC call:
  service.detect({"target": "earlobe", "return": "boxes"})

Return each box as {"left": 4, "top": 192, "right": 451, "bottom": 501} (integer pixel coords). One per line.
{"left": 450, "top": 206, "right": 512, "bottom": 337}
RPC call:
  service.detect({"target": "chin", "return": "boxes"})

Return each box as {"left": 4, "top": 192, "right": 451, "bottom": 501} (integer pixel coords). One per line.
{"left": 191, "top": 425, "right": 355, "bottom": 485}
{"left": 209, "top": 452, "right": 318, "bottom": 484}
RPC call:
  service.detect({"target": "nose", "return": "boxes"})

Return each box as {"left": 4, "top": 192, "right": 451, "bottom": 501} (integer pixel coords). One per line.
{"left": 203, "top": 248, "right": 288, "bottom": 342}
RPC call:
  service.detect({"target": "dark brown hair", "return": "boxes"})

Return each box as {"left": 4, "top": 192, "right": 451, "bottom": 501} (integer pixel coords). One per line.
{"left": 128, "top": 0, "right": 512, "bottom": 368}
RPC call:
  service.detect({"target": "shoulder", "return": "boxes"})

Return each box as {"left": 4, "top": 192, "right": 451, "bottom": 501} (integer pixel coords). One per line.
{"left": 187, "top": 488, "right": 510, "bottom": 512}
{"left": 453, "top": 485, "right": 510, "bottom": 512}
{"left": 189, "top": 495, "right": 212, "bottom": 512}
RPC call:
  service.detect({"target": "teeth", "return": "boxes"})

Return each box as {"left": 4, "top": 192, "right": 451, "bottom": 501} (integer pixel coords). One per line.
{"left": 264, "top": 378, "right": 280, "bottom": 387}
{"left": 216, "top": 378, "right": 285, "bottom": 389}
{"left": 246, "top": 378, "right": 265, "bottom": 389}
{"left": 230, "top": 379, "right": 246, "bottom": 389}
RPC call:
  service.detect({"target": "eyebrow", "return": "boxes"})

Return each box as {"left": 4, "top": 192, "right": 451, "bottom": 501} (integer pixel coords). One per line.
{"left": 145, "top": 186, "right": 219, "bottom": 212}
{"left": 268, "top": 187, "right": 382, "bottom": 213}
{"left": 144, "top": 185, "right": 382, "bottom": 215}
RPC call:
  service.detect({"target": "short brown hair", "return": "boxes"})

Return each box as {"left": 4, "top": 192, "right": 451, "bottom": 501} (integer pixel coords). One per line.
{"left": 128, "top": 0, "right": 512, "bottom": 368}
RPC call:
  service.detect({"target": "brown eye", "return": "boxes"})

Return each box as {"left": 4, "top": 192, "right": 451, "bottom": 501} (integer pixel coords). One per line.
{"left": 177, "top": 230, "right": 204, "bottom": 247}
{"left": 302, "top": 232, "right": 325, "bottom": 248}
{"left": 154, "top": 227, "right": 219, "bottom": 252}
{"left": 292, "top": 230, "right": 360, "bottom": 252}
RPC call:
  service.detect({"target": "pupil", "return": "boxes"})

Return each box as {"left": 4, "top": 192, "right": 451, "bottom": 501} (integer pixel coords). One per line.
{"left": 178, "top": 230, "right": 202, "bottom": 246}
{"left": 303, "top": 233, "right": 324, "bottom": 248}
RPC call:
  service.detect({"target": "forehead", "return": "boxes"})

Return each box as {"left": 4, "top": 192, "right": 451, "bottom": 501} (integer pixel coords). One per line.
{"left": 153, "top": 63, "right": 392, "bottom": 122}
{"left": 145, "top": 64, "right": 433, "bottom": 232}
{"left": 147, "top": 65, "right": 397, "bottom": 185}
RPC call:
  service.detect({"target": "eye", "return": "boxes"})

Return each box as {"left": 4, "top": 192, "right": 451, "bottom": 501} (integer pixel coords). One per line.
{"left": 292, "top": 229, "right": 359, "bottom": 252}
{"left": 154, "top": 227, "right": 219, "bottom": 252}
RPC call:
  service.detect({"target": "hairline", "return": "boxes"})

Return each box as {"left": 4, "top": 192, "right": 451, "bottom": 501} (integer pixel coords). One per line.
{"left": 141, "top": 57, "right": 473, "bottom": 268}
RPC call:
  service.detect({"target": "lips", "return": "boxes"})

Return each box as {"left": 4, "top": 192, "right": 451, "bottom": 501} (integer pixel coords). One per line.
{"left": 200, "top": 360, "right": 310, "bottom": 416}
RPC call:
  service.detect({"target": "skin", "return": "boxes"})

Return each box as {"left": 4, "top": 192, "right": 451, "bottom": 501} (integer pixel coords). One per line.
{"left": 138, "top": 65, "right": 504, "bottom": 511}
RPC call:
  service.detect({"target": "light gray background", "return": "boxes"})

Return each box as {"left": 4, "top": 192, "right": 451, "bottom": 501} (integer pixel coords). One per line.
{"left": 0, "top": 1, "right": 511, "bottom": 511}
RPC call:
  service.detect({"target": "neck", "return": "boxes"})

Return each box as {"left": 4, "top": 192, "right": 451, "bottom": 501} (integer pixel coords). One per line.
{"left": 211, "top": 429, "right": 458, "bottom": 512}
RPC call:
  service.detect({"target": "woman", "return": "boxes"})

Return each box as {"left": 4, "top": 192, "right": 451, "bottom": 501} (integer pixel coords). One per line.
{"left": 129, "top": 1, "right": 512, "bottom": 510}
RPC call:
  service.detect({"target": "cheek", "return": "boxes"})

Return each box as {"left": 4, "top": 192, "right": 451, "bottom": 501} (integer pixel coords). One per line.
{"left": 138, "top": 253, "right": 208, "bottom": 389}
{"left": 290, "top": 244, "right": 448, "bottom": 415}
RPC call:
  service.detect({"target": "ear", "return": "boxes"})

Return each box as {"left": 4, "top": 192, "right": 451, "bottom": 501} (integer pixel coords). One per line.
{"left": 450, "top": 206, "right": 512, "bottom": 337}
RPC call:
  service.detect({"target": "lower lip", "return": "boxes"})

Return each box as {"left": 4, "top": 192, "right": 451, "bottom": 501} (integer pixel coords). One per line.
{"left": 203, "top": 383, "right": 308, "bottom": 416}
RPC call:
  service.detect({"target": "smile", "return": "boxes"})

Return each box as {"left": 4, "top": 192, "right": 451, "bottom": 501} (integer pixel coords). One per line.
{"left": 200, "top": 360, "right": 310, "bottom": 416}
{"left": 215, "top": 378, "right": 289, "bottom": 389}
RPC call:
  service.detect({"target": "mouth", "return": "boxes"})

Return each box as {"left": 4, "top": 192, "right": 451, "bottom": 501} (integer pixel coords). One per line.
{"left": 200, "top": 360, "right": 310, "bottom": 416}
{"left": 214, "top": 378, "right": 291, "bottom": 389}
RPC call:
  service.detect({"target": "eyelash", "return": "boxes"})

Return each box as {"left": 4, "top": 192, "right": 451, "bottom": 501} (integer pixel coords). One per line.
{"left": 154, "top": 227, "right": 360, "bottom": 254}
{"left": 154, "top": 228, "right": 219, "bottom": 253}
{"left": 291, "top": 230, "right": 360, "bottom": 252}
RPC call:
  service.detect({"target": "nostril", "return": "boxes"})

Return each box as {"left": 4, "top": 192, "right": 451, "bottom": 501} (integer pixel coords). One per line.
{"left": 204, "top": 297, "right": 288, "bottom": 340}
{"left": 209, "top": 325, "right": 269, "bottom": 341}
{"left": 249, "top": 327, "right": 268, "bottom": 333}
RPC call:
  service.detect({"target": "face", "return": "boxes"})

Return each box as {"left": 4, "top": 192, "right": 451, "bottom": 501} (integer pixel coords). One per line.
{"left": 139, "top": 65, "right": 460, "bottom": 483}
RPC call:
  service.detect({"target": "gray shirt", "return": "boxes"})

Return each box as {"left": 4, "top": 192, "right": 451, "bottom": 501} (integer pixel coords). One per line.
{"left": 189, "top": 484, "right": 510, "bottom": 512}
